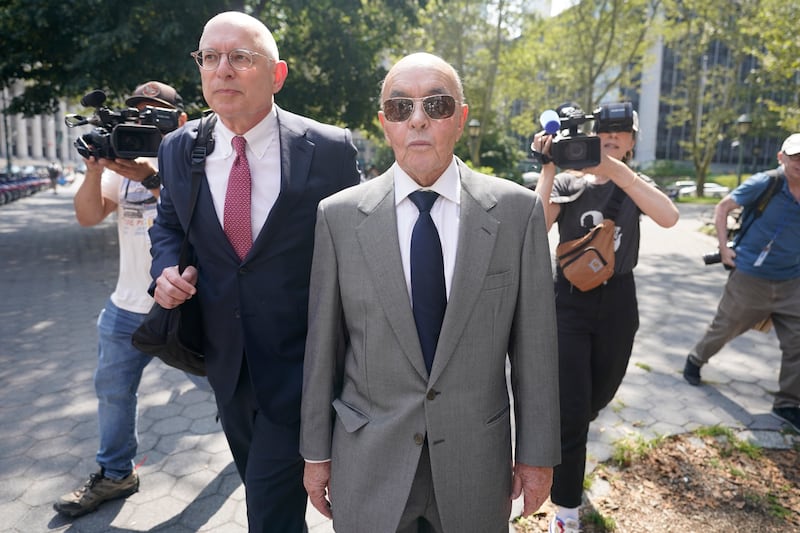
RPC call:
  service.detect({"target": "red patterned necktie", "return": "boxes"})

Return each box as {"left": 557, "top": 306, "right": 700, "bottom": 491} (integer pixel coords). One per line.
{"left": 224, "top": 136, "right": 252, "bottom": 260}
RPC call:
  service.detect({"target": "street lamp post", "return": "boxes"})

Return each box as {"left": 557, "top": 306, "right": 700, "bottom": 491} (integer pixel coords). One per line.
{"left": 2, "top": 89, "right": 12, "bottom": 178}
{"left": 735, "top": 113, "right": 752, "bottom": 187}
{"left": 751, "top": 146, "right": 761, "bottom": 173}
{"left": 468, "top": 119, "right": 481, "bottom": 166}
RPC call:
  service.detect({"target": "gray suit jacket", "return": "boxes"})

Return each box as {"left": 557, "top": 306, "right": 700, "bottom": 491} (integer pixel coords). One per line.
{"left": 300, "top": 160, "right": 560, "bottom": 532}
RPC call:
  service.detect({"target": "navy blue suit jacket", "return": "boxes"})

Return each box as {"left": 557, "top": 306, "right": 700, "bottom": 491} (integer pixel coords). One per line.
{"left": 150, "top": 106, "right": 359, "bottom": 439}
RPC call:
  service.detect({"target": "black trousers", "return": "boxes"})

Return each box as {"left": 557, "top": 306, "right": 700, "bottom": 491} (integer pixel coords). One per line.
{"left": 550, "top": 273, "right": 639, "bottom": 508}
{"left": 216, "top": 358, "right": 307, "bottom": 533}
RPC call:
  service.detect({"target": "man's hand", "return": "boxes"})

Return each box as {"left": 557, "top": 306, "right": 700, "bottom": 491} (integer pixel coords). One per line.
{"left": 304, "top": 461, "right": 332, "bottom": 519}
{"left": 154, "top": 265, "right": 198, "bottom": 309}
{"left": 511, "top": 463, "right": 553, "bottom": 517}
{"left": 720, "top": 245, "right": 737, "bottom": 268}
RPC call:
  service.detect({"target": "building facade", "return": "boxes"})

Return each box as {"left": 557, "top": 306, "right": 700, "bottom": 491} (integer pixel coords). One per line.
{"left": 1, "top": 81, "right": 81, "bottom": 176}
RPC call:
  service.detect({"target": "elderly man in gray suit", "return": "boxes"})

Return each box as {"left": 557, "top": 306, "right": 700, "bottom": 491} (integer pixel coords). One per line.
{"left": 300, "top": 52, "right": 560, "bottom": 533}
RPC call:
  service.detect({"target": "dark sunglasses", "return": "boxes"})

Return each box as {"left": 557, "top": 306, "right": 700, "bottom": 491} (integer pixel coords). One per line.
{"left": 382, "top": 95, "right": 457, "bottom": 122}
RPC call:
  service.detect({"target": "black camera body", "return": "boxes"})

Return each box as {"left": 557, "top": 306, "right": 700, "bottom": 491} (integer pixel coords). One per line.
{"left": 703, "top": 244, "right": 733, "bottom": 270}
{"left": 550, "top": 109, "right": 601, "bottom": 170}
{"left": 702, "top": 251, "right": 722, "bottom": 265}
{"left": 594, "top": 102, "right": 637, "bottom": 134}
{"left": 547, "top": 102, "right": 640, "bottom": 169}
{"left": 65, "top": 90, "right": 180, "bottom": 160}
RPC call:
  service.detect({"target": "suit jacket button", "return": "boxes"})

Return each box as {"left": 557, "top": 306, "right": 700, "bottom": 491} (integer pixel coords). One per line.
{"left": 413, "top": 433, "right": 424, "bottom": 446}
{"left": 426, "top": 390, "right": 437, "bottom": 401}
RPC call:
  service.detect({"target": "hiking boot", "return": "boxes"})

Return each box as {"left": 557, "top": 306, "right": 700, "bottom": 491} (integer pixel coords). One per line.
{"left": 683, "top": 356, "right": 702, "bottom": 386}
{"left": 53, "top": 469, "right": 139, "bottom": 518}
{"left": 771, "top": 406, "right": 800, "bottom": 432}
{"left": 549, "top": 516, "right": 580, "bottom": 533}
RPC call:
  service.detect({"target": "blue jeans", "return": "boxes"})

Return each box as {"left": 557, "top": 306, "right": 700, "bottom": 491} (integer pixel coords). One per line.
{"left": 95, "top": 299, "right": 211, "bottom": 480}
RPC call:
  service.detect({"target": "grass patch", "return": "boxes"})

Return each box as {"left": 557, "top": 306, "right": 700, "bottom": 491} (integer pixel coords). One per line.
{"left": 634, "top": 362, "right": 652, "bottom": 372}
{"left": 584, "top": 509, "right": 616, "bottom": 531}
{"left": 743, "top": 491, "right": 794, "bottom": 521}
{"left": 728, "top": 466, "right": 745, "bottom": 478}
{"left": 694, "top": 424, "right": 734, "bottom": 438}
{"left": 611, "top": 434, "right": 664, "bottom": 467}
{"left": 674, "top": 195, "right": 720, "bottom": 205}
{"left": 693, "top": 425, "right": 763, "bottom": 459}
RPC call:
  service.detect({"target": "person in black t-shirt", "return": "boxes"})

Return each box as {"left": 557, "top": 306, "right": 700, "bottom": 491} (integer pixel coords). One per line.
{"left": 532, "top": 102, "right": 679, "bottom": 533}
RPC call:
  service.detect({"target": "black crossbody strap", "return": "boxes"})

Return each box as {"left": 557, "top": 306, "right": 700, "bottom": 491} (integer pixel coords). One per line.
{"left": 178, "top": 112, "right": 217, "bottom": 272}
{"left": 733, "top": 168, "right": 784, "bottom": 248}
{"left": 602, "top": 182, "right": 628, "bottom": 221}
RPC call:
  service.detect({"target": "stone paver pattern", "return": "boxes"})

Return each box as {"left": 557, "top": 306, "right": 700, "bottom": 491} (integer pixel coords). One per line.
{"left": 0, "top": 182, "right": 795, "bottom": 532}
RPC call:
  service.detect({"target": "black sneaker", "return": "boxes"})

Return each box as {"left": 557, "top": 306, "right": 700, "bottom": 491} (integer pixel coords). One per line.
{"left": 771, "top": 406, "right": 800, "bottom": 432}
{"left": 683, "top": 357, "right": 702, "bottom": 386}
{"left": 53, "top": 469, "right": 139, "bottom": 518}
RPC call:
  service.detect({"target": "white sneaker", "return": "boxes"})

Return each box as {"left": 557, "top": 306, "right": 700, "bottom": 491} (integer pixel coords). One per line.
{"left": 549, "top": 515, "right": 580, "bottom": 533}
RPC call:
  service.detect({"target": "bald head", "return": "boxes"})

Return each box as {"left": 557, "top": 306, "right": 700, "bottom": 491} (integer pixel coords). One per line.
{"left": 200, "top": 11, "right": 280, "bottom": 61}
{"left": 381, "top": 53, "right": 464, "bottom": 103}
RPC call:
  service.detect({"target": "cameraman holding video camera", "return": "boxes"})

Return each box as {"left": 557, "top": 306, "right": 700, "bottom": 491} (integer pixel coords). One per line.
{"left": 683, "top": 133, "right": 800, "bottom": 433}
{"left": 532, "top": 102, "right": 678, "bottom": 533}
{"left": 54, "top": 81, "right": 198, "bottom": 518}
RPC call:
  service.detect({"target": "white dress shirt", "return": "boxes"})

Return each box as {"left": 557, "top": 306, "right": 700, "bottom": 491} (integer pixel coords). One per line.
{"left": 205, "top": 108, "right": 281, "bottom": 241}
{"left": 393, "top": 157, "right": 461, "bottom": 303}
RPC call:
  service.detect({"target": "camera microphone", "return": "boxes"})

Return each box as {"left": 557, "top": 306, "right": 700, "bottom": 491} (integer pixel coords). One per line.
{"left": 80, "top": 90, "right": 107, "bottom": 108}
{"left": 539, "top": 110, "right": 561, "bottom": 135}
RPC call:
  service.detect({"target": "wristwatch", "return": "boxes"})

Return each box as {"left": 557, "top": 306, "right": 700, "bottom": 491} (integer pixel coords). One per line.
{"left": 141, "top": 172, "right": 161, "bottom": 190}
{"left": 531, "top": 149, "right": 553, "bottom": 165}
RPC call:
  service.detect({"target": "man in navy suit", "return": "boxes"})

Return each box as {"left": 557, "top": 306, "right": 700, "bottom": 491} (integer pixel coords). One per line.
{"left": 149, "top": 11, "right": 359, "bottom": 532}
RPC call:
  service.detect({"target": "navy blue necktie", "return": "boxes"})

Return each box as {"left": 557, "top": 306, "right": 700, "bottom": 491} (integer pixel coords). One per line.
{"left": 409, "top": 190, "right": 447, "bottom": 374}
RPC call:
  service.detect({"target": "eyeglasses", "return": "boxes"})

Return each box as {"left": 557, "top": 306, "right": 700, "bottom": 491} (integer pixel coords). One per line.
{"left": 381, "top": 95, "right": 457, "bottom": 122}
{"left": 190, "top": 48, "right": 271, "bottom": 71}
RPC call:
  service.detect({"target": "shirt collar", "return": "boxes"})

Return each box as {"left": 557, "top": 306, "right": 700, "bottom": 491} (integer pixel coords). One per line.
{"left": 214, "top": 107, "right": 278, "bottom": 160}
{"left": 394, "top": 157, "right": 461, "bottom": 206}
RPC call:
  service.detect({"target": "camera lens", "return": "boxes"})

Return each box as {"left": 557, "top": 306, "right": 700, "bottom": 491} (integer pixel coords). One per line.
{"left": 565, "top": 142, "right": 587, "bottom": 161}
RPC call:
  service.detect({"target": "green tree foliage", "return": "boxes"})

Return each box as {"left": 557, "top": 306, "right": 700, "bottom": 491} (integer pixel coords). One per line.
{"left": 0, "top": 0, "right": 225, "bottom": 115}
{"left": 743, "top": 0, "right": 800, "bottom": 132}
{"left": 0, "top": 0, "right": 419, "bottom": 130}
{"left": 502, "top": 0, "right": 661, "bottom": 141}
{"left": 553, "top": 0, "right": 660, "bottom": 110}
{"left": 252, "top": 0, "right": 419, "bottom": 130}
{"left": 660, "top": 0, "right": 762, "bottom": 191}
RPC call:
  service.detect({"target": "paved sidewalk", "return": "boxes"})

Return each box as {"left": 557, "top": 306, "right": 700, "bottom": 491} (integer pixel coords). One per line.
{"left": 0, "top": 185, "right": 795, "bottom": 532}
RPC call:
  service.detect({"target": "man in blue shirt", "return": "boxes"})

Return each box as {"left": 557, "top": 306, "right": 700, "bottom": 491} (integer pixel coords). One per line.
{"left": 684, "top": 133, "right": 800, "bottom": 432}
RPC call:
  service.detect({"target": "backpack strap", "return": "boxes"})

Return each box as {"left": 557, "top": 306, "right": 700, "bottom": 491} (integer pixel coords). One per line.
{"left": 733, "top": 168, "right": 784, "bottom": 248}
{"left": 178, "top": 112, "right": 217, "bottom": 272}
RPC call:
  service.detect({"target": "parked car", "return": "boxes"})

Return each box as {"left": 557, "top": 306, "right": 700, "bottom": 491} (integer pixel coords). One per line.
{"left": 666, "top": 180, "right": 730, "bottom": 199}
{"left": 521, "top": 170, "right": 540, "bottom": 188}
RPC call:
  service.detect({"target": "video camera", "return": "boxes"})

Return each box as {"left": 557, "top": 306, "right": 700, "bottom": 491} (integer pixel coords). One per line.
{"left": 537, "top": 102, "right": 638, "bottom": 170}
{"left": 64, "top": 89, "right": 181, "bottom": 160}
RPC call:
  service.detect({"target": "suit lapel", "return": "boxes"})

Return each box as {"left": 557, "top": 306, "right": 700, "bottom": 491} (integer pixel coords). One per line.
{"left": 429, "top": 164, "right": 499, "bottom": 383}
{"left": 357, "top": 173, "right": 430, "bottom": 380}
{"left": 248, "top": 107, "right": 313, "bottom": 260}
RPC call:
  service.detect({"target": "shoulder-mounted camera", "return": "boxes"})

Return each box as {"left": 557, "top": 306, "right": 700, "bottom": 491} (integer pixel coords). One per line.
{"left": 535, "top": 102, "right": 638, "bottom": 170}
{"left": 64, "top": 89, "right": 181, "bottom": 160}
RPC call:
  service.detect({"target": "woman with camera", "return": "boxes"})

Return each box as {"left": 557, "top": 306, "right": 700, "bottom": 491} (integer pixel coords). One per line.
{"left": 532, "top": 102, "right": 678, "bottom": 533}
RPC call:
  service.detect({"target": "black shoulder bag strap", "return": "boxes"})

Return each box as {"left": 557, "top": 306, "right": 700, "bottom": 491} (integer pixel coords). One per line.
{"left": 177, "top": 112, "right": 217, "bottom": 273}
{"left": 602, "top": 182, "right": 629, "bottom": 222}
{"left": 732, "top": 168, "right": 784, "bottom": 248}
